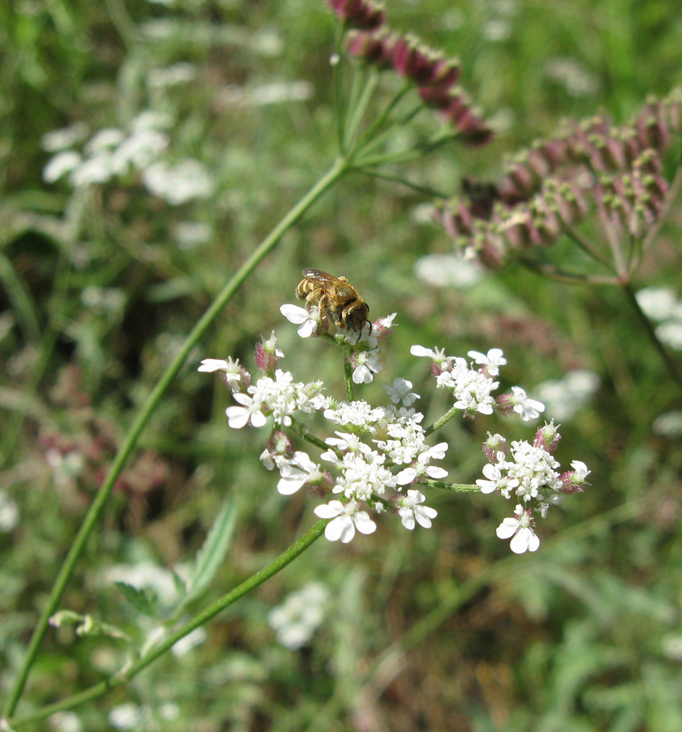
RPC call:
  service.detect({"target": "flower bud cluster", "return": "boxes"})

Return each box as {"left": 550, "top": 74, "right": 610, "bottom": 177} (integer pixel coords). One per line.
{"left": 326, "top": 0, "right": 492, "bottom": 145}
{"left": 435, "top": 87, "right": 682, "bottom": 265}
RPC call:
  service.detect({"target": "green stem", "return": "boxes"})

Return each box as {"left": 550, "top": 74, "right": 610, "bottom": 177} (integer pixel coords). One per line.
{"left": 621, "top": 281, "right": 682, "bottom": 390}
{"left": 424, "top": 405, "right": 460, "bottom": 436}
{"left": 5, "top": 521, "right": 327, "bottom": 729}
{"left": 343, "top": 355, "right": 355, "bottom": 402}
{"left": 421, "top": 479, "right": 479, "bottom": 493}
{"left": 2, "top": 157, "right": 349, "bottom": 720}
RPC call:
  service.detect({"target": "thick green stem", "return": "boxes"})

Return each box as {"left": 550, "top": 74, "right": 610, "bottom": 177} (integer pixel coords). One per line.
{"left": 5, "top": 520, "right": 327, "bottom": 729}
{"left": 2, "top": 157, "right": 349, "bottom": 720}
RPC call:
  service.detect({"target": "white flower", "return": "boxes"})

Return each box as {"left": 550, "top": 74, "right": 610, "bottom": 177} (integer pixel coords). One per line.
{"left": 314, "top": 500, "right": 377, "bottom": 543}
{"left": 324, "top": 400, "right": 387, "bottom": 429}
{"left": 477, "top": 462, "right": 504, "bottom": 494}
{"left": 0, "top": 489, "right": 19, "bottom": 532}
{"left": 508, "top": 386, "right": 545, "bottom": 421}
{"left": 410, "top": 344, "right": 447, "bottom": 363}
{"left": 225, "top": 392, "right": 267, "bottom": 429}
{"left": 398, "top": 489, "right": 438, "bottom": 530}
{"left": 535, "top": 369, "right": 600, "bottom": 421}
{"left": 171, "top": 627, "right": 207, "bottom": 657}
{"left": 496, "top": 505, "right": 540, "bottom": 554}
{"left": 325, "top": 431, "right": 372, "bottom": 454}
{"left": 280, "top": 303, "right": 317, "bottom": 337}
{"left": 468, "top": 348, "right": 507, "bottom": 376}
{"left": 569, "top": 460, "right": 590, "bottom": 482}
{"left": 276, "top": 451, "right": 322, "bottom": 495}
{"left": 268, "top": 582, "right": 329, "bottom": 649}
{"left": 636, "top": 287, "right": 679, "bottom": 321}
{"left": 414, "top": 252, "right": 483, "bottom": 289}
{"left": 246, "top": 369, "right": 318, "bottom": 426}
{"left": 656, "top": 321, "right": 682, "bottom": 350}
{"left": 384, "top": 378, "right": 420, "bottom": 406}
{"left": 352, "top": 348, "right": 382, "bottom": 384}
{"left": 43, "top": 151, "right": 82, "bottom": 183}
{"left": 41, "top": 122, "right": 88, "bottom": 152}
{"left": 142, "top": 159, "right": 214, "bottom": 205}
{"left": 395, "top": 442, "right": 449, "bottom": 485}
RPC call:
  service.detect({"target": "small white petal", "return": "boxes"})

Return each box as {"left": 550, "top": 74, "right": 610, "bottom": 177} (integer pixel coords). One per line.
{"left": 198, "top": 358, "right": 231, "bottom": 373}
{"left": 314, "top": 502, "right": 342, "bottom": 520}
{"left": 495, "top": 517, "right": 520, "bottom": 540}
{"left": 353, "top": 512, "right": 377, "bottom": 535}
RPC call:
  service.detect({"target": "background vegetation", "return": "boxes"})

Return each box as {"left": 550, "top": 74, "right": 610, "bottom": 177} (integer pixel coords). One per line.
{"left": 2, "top": 0, "right": 682, "bottom": 730}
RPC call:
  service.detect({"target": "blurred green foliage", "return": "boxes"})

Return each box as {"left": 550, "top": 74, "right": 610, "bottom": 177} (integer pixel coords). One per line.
{"left": 1, "top": 0, "right": 682, "bottom": 730}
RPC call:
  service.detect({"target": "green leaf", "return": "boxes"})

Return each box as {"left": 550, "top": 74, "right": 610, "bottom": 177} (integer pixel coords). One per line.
{"left": 185, "top": 497, "right": 237, "bottom": 603}
{"left": 114, "top": 582, "right": 160, "bottom": 619}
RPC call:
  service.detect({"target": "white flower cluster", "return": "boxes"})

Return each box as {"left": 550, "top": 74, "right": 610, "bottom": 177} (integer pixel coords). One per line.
{"left": 200, "top": 333, "right": 443, "bottom": 543}
{"left": 410, "top": 345, "right": 545, "bottom": 421}
{"left": 200, "top": 309, "right": 588, "bottom": 553}
{"left": 268, "top": 582, "right": 330, "bottom": 649}
{"left": 43, "top": 112, "right": 214, "bottom": 205}
{"left": 477, "top": 426, "right": 590, "bottom": 553}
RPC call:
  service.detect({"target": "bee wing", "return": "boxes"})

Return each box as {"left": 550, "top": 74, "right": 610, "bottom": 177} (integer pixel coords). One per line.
{"left": 301, "top": 268, "right": 337, "bottom": 282}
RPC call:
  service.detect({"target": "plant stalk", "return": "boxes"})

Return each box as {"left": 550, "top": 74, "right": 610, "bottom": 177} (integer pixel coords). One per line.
{"left": 2, "top": 156, "right": 349, "bottom": 720}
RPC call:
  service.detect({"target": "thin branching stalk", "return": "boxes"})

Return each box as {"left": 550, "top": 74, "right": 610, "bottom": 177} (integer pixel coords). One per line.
{"left": 5, "top": 520, "right": 327, "bottom": 729}
{"left": 2, "top": 157, "right": 350, "bottom": 720}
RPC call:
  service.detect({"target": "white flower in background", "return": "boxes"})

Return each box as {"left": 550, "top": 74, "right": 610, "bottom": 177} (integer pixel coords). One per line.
{"left": 171, "top": 627, "right": 207, "bottom": 657}
{"left": 314, "top": 500, "right": 377, "bottom": 543}
{"left": 653, "top": 410, "right": 682, "bottom": 437}
{"left": 268, "top": 582, "right": 330, "bottom": 649}
{"left": 507, "top": 386, "right": 545, "bottom": 421}
{"left": 656, "top": 321, "right": 682, "bottom": 350}
{"left": 545, "top": 57, "right": 599, "bottom": 96}
{"left": 103, "top": 562, "right": 179, "bottom": 606}
{"left": 280, "top": 303, "right": 317, "bottom": 338}
{"left": 173, "top": 221, "right": 212, "bottom": 249}
{"left": 42, "top": 122, "right": 88, "bottom": 152}
{"left": 108, "top": 703, "right": 150, "bottom": 731}
{"left": 142, "top": 159, "right": 214, "bottom": 205}
{"left": 148, "top": 62, "right": 198, "bottom": 89}
{"left": 414, "top": 252, "right": 484, "bottom": 289}
{"left": 48, "top": 711, "right": 83, "bottom": 732}
{"left": 248, "top": 80, "right": 314, "bottom": 106}
{"left": 43, "top": 151, "right": 83, "bottom": 183}
{"left": 398, "top": 489, "right": 438, "bottom": 530}
{"left": 636, "top": 287, "right": 680, "bottom": 321}
{"left": 496, "top": 505, "right": 540, "bottom": 554}
{"left": 0, "top": 489, "right": 19, "bottom": 533}
{"left": 536, "top": 369, "right": 600, "bottom": 420}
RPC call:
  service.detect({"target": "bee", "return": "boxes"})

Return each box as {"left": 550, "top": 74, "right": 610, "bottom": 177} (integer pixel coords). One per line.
{"left": 296, "top": 268, "right": 371, "bottom": 334}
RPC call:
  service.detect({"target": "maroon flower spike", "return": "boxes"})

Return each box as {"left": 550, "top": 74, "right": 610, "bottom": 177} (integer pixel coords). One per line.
{"left": 347, "top": 29, "right": 393, "bottom": 67}
{"left": 327, "top": 0, "right": 386, "bottom": 30}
